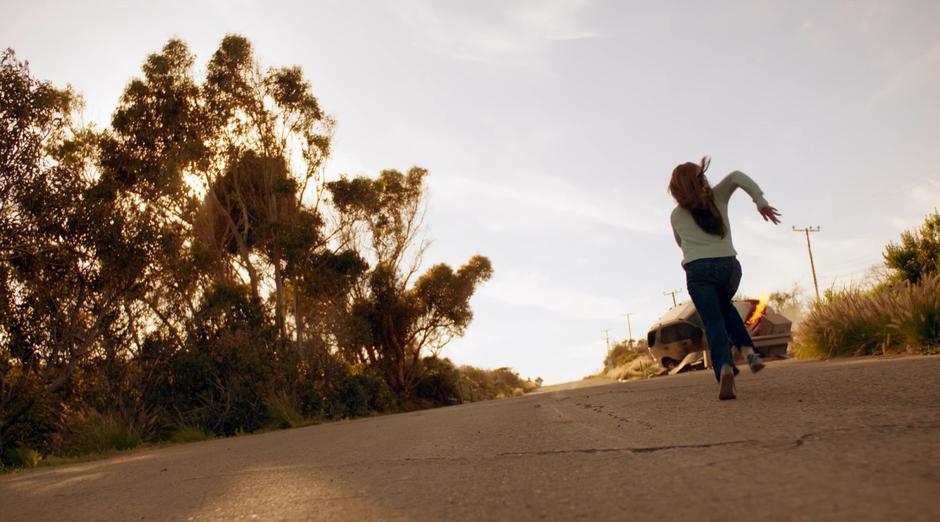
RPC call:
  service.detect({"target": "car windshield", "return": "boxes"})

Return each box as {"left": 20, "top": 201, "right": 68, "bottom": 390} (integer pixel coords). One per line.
{"left": 658, "top": 322, "right": 702, "bottom": 344}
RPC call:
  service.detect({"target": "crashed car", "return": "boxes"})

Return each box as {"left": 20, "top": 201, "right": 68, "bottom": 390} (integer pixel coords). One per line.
{"left": 646, "top": 298, "right": 792, "bottom": 372}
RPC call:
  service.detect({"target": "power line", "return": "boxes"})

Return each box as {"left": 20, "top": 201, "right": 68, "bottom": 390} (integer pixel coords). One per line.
{"left": 793, "top": 226, "right": 822, "bottom": 301}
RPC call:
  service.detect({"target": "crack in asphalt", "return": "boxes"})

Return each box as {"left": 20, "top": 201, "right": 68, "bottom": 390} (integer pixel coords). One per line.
{"left": 33, "top": 423, "right": 935, "bottom": 501}
{"left": 573, "top": 401, "right": 655, "bottom": 430}
{"left": 495, "top": 439, "right": 758, "bottom": 458}
{"left": 166, "top": 422, "right": 937, "bottom": 478}
{"left": 789, "top": 422, "right": 936, "bottom": 449}
{"left": 493, "top": 422, "right": 938, "bottom": 463}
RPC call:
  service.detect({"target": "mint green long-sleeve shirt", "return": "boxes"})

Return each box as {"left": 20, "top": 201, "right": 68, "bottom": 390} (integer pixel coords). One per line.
{"left": 670, "top": 171, "right": 769, "bottom": 265}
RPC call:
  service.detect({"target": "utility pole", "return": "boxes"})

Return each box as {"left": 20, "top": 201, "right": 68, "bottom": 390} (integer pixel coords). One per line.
{"left": 623, "top": 313, "right": 635, "bottom": 349}
{"left": 793, "top": 226, "right": 822, "bottom": 301}
{"left": 664, "top": 289, "right": 682, "bottom": 307}
{"left": 601, "top": 328, "right": 612, "bottom": 371}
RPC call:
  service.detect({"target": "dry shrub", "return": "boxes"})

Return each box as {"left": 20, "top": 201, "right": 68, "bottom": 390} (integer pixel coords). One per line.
{"left": 171, "top": 425, "right": 210, "bottom": 444}
{"left": 457, "top": 365, "right": 540, "bottom": 402}
{"left": 265, "top": 391, "right": 305, "bottom": 429}
{"left": 604, "top": 339, "right": 649, "bottom": 370}
{"left": 793, "top": 274, "right": 940, "bottom": 358}
{"left": 58, "top": 410, "right": 143, "bottom": 457}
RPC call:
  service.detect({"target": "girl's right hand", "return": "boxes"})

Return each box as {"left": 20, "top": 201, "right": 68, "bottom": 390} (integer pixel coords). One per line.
{"left": 759, "top": 205, "right": 782, "bottom": 224}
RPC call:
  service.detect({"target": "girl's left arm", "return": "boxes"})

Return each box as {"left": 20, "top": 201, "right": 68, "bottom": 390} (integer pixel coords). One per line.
{"left": 714, "top": 171, "right": 770, "bottom": 209}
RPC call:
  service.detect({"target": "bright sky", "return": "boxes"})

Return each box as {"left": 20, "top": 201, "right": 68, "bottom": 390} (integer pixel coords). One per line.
{"left": 4, "top": 0, "right": 939, "bottom": 383}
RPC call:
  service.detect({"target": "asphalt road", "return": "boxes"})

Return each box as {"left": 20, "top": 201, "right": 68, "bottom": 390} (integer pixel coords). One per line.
{"left": 2, "top": 356, "right": 938, "bottom": 521}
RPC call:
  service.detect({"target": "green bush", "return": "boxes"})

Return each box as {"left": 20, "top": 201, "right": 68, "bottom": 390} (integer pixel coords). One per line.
{"left": 414, "top": 371, "right": 460, "bottom": 405}
{"left": 142, "top": 283, "right": 278, "bottom": 436}
{"left": 3, "top": 447, "right": 42, "bottom": 468}
{"left": 793, "top": 275, "right": 940, "bottom": 358}
{"left": 884, "top": 210, "right": 940, "bottom": 284}
{"left": 354, "top": 371, "right": 398, "bottom": 413}
{"left": 413, "top": 357, "right": 461, "bottom": 406}
{"left": 293, "top": 377, "right": 327, "bottom": 419}
{"left": 0, "top": 374, "right": 60, "bottom": 460}
{"left": 339, "top": 376, "right": 371, "bottom": 418}
{"left": 456, "top": 364, "right": 541, "bottom": 402}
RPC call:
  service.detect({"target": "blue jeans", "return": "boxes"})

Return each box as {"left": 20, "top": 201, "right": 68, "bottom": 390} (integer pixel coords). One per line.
{"left": 684, "top": 256, "right": 755, "bottom": 382}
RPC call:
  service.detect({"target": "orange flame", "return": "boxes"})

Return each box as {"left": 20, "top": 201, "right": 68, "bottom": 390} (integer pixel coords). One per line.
{"left": 746, "top": 292, "right": 772, "bottom": 327}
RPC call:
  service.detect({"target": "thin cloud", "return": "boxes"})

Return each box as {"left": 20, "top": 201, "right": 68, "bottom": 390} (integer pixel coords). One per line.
{"left": 431, "top": 172, "right": 660, "bottom": 234}
{"left": 480, "top": 267, "right": 628, "bottom": 321}
{"left": 870, "top": 44, "right": 940, "bottom": 105}
{"left": 392, "top": 0, "right": 603, "bottom": 65}
{"left": 891, "top": 178, "right": 940, "bottom": 230}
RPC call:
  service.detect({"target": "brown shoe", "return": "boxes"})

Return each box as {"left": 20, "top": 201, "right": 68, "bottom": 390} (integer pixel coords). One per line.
{"left": 718, "top": 365, "right": 736, "bottom": 400}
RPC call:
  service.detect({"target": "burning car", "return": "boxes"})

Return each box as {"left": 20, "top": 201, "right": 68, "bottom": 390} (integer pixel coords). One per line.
{"left": 646, "top": 296, "right": 792, "bottom": 372}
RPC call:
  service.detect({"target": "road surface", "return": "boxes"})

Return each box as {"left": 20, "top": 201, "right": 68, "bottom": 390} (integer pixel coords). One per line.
{"left": 2, "top": 356, "right": 938, "bottom": 521}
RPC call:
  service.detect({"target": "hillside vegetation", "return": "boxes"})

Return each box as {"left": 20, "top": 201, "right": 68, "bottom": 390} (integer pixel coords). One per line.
{"left": 597, "top": 340, "right": 661, "bottom": 381}
{"left": 793, "top": 211, "right": 940, "bottom": 358}
{"left": 0, "top": 38, "right": 539, "bottom": 470}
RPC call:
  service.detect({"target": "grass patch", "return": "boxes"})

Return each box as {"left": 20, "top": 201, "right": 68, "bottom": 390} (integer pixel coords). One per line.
{"left": 793, "top": 274, "right": 940, "bottom": 358}
{"left": 265, "top": 391, "right": 306, "bottom": 429}
{"left": 171, "top": 424, "right": 210, "bottom": 444}
{"left": 60, "top": 410, "right": 143, "bottom": 457}
{"left": 607, "top": 354, "right": 663, "bottom": 381}
{"left": 2, "top": 447, "right": 41, "bottom": 468}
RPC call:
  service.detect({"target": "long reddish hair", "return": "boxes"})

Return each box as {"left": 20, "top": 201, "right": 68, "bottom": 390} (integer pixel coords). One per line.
{"left": 669, "top": 156, "right": 726, "bottom": 237}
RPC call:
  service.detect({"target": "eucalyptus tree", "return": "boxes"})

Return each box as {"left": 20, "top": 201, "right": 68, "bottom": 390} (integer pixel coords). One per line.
{"left": 328, "top": 168, "right": 493, "bottom": 395}
{"left": 0, "top": 50, "right": 155, "bottom": 449}
{"left": 100, "top": 35, "right": 336, "bottom": 343}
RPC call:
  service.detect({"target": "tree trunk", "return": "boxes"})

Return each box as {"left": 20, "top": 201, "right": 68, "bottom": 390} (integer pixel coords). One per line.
{"left": 273, "top": 255, "right": 286, "bottom": 340}
{"left": 293, "top": 285, "right": 303, "bottom": 355}
{"left": 209, "top": 189, "right": 259, "bottom": 298}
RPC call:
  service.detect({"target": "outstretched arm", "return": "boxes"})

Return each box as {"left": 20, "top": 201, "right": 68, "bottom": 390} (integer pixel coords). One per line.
{"left": 714, "top": 170, "right": 781, "bottom": 224}
{"left": 713, "top": 171, "right": 768, "bottom": 206}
